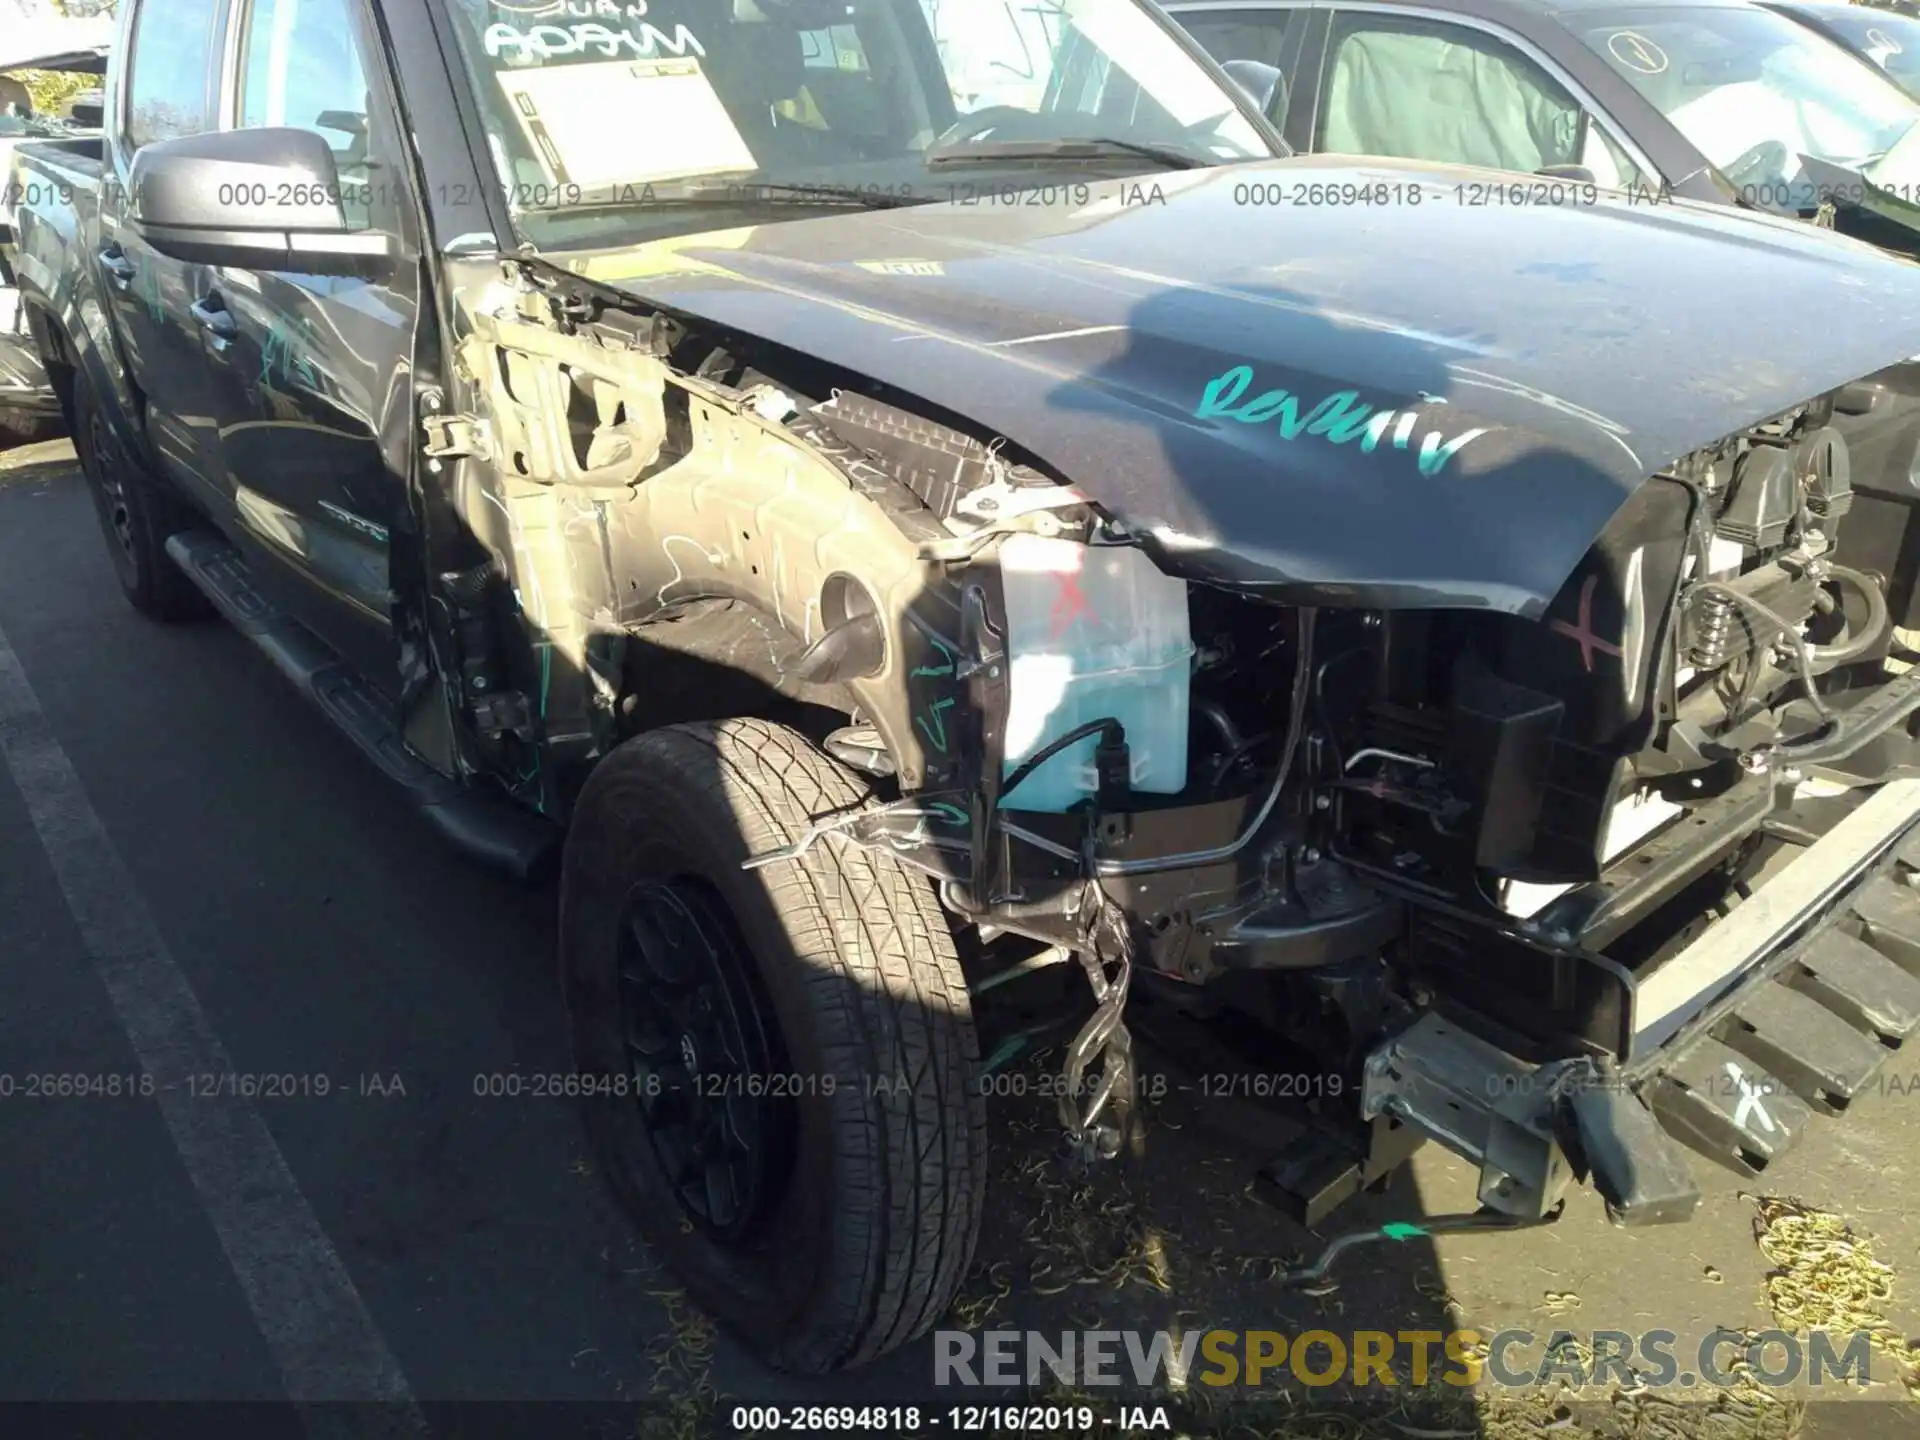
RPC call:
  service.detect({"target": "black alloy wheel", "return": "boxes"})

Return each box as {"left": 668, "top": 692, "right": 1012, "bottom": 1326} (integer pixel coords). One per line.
{"left": 616, "top": 877, "right": 796, "bottom": 1241}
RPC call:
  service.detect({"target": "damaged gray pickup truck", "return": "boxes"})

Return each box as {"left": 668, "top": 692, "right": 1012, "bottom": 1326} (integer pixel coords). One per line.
{"left": 19, "top": 0, "right": 1920, "bottom": 1376}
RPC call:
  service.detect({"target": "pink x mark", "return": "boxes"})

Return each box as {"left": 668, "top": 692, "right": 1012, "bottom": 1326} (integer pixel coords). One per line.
{"left": 1549, "top": 574, "right": 1623, "bottom": 672}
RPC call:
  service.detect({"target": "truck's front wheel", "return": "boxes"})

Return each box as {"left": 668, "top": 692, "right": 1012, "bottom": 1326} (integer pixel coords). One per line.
{"left": 560, "top": 718, "right": 986, "bottom": 1373}
{"left": 72, "top": 372, "right": 209, "bottom": 622}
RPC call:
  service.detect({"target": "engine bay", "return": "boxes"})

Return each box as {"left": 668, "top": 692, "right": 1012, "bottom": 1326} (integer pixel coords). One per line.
{"left": 450, "top": 261, "right": 1920, "bottom": 1214}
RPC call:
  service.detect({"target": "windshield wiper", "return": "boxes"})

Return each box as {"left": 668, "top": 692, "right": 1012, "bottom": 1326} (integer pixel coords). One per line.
{"left": 528, "top": 180, "right": 929, "bottom": 217}
{"left": 924, "top": 136, "right": 1208, "bottom": 170}
{"left": 692, "top": 181, "right": 928, "bottom": 209}
{"left": 633, "top": 180, "right": 927, "bottom": 211}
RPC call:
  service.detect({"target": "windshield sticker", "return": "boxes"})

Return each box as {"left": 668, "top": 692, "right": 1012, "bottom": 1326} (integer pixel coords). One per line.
{"left": 1606, "top": 31, "right": 1669, "bottom": 75}
{"left": 799, "top": 26, "right": 868, "bottom": 72}
{"left": 496, "top": 56, "right": 754, "bottom": 189}
{"left": 1195, "top": 365, "right": 1490, "bottom": 478}
{"left": 483, "top": 19, "right": 704, "bottom": 63}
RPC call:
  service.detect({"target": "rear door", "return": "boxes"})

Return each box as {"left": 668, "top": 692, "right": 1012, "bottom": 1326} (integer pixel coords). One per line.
{"left": 100, "top": 0, "right": 229, "bottom": 514}
{"left": 193, "top": 0, "right": 423, "bottom": 688}
{"left": 1311, "top": 8, "right": 1654, "bottom": 188}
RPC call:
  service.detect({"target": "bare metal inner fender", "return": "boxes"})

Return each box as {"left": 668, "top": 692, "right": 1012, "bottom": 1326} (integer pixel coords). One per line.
{"left": 467, "top": 308, "right": 667, "bottom": 491}
{"left": 457, "top": 303, "right": 966, "bottom": 790}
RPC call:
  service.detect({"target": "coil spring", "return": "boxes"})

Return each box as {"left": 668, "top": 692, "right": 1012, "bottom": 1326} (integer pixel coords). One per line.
{"left": 1690, "top": 589, "right": 1739, "bottom": 669}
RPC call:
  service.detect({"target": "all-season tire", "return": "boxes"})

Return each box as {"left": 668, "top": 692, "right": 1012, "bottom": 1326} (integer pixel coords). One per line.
{"left": 70, "top": 371, "right": 209, "bottom": 621}
{"left": 561, "top": 718, "right": 986, "bottom": 1374}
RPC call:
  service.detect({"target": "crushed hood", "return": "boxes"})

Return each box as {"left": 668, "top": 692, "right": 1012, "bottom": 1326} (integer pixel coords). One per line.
{"left": 549, "top": 156, "right": 1920, "bottom": 615}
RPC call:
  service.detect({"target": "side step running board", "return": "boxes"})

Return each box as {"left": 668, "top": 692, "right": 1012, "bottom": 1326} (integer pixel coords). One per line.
{"left": 166, "top": 530, "right": 557, "bottom": 881}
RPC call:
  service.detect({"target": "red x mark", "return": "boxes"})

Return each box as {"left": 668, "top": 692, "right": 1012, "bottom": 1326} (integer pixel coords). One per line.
{"left": 1050, "top": 568, "right": 1091, "bottom": 639}
{"left": 1548, "top": 573, "right": 1623, "bottom": 672}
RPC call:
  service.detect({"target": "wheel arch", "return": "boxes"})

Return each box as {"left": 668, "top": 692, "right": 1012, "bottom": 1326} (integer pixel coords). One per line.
{"left": 26, "top": 294, "right": 151, "bottom": 484}
{"left": 454, "top": 300, "right": 972, "bottom": 795}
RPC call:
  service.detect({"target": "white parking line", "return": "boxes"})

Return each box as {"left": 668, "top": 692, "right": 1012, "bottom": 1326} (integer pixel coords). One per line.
{"left": 0, "top": 618, "right": 422, "bottom": 1423}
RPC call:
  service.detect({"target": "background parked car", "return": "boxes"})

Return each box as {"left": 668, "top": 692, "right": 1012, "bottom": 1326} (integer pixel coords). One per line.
{"left": 1168, "top": 0, "right": 1920, "bottom": 224}
{"left": 1762, "top": 0, "right": 1920, "bottom": 97}
{"left": 0, "top": 16, "right": 110, "bottom": 446}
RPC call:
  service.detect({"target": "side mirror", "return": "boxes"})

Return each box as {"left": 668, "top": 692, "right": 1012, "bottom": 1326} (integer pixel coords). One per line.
{"left": 127, "top": 127, "right": 388, "bottom": 274}
{"left": 1536, "top": 163, "right": 1598, "bottom": 184}
{"left": 1221, "top": 59, "right": 1289, "bottom": 126}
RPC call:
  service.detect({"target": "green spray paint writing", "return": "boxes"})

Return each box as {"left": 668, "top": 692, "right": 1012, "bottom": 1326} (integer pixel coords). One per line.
{"left": 1195, "top": 365, "right": 1489, "bottom": 477}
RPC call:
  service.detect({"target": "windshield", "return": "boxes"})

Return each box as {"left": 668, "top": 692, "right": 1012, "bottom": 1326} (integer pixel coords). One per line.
{"left": 441, "top": 0, "right": 1274, "bottom": 250}
{"left": 1796, "top": 4, "right": 1920, "bottom": 96}
{"left": 1572, "top": 4, "right": 1920, "bottom": 205}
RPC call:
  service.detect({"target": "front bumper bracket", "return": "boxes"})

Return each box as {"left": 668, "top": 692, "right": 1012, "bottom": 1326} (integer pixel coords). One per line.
{"left": 1365, "top": 780, "right": 1920, "bottom": 1224}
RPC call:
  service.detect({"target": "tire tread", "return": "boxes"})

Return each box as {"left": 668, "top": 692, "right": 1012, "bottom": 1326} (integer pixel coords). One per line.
{"left": 566, "top": 717, "right": 985, "bottom": 1373}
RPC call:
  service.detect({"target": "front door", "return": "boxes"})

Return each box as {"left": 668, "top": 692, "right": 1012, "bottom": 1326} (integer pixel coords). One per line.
{"left": 193, "top": 0, "right": 422, "bottom": 689}
{"left": 1312, "top": 9, "right": 1649, "bottom": 190}
{"left": 101, "top": 0, "right": 230, "bottom": 516}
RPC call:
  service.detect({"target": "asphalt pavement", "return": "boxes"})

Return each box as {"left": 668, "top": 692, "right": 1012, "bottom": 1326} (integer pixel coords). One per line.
{"left": 0, "top": 444, "right": 747, "bottom": 1429}
{"left": 4, "top": 440, "right": 1920, "bottom": 1440}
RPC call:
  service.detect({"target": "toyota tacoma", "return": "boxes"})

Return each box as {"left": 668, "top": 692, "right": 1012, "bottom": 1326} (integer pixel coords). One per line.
{"left": 15, "top": 0, "right": 1920, "bottom": 1377}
